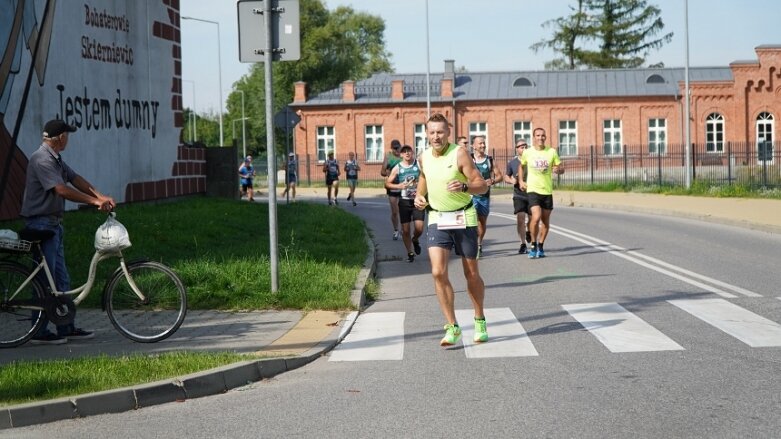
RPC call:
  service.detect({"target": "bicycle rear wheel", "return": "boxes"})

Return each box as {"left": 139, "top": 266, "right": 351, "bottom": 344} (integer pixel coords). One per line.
{"left": 0, "top": 262, "right": 46, "bottom": 348}
{"left": 105, "top": 261, "right": 187, "bottom": 343}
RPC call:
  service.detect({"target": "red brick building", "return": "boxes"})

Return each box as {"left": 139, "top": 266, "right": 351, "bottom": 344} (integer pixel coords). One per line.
{"left": 290, "top": 45, "right": 780, "bottom": 183}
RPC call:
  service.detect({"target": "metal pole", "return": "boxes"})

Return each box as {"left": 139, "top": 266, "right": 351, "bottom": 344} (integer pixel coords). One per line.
{"left": 216, "top": 21, "right": 224, "bottom": 147}
{"left": 264, "top": 1, "right": 279, "bottom": 292}
{"left": 240, "top": 90, "right": 246, "bottom": 158}
{"left": 425, "top": 0, "right": 431, "bottom": 119}
{"left": 285, "top": 106, "right": 291, "bottom": 204}
{"left": 683, "top": 0, "right": 692, "bottom": 188}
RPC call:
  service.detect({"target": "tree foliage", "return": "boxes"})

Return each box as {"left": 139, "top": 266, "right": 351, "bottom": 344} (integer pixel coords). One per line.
{"left": 185, "top": 0, "right": 392, "bottom": 156}
{"left": 531, "top": 0, "right": 673, "bottom": 70}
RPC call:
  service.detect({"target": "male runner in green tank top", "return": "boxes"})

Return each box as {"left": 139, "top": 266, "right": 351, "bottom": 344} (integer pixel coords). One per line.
{"left": 413, "top": 113, "right": 489, "bottom": 346}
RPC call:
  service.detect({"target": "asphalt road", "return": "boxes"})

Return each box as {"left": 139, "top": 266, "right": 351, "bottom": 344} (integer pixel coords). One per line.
{"left": 7, "top": 196, "right": 781, "bottom": 438}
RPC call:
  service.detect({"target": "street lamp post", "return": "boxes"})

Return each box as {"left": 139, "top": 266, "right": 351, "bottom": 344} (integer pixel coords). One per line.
{"left": 237, "top": 90, "right": 246, "bottom": 158}
{"left": 683, "top": 0, "right": 692, "bottom": 189}
{"left": 181, "top": 16, "right": 224, "bottom": 147}
{"left": 425, "top": 0, "right": 431, "bottom": 119}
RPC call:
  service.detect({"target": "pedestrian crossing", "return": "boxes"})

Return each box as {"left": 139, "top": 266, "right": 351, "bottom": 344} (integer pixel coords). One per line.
{"left": 329, "top": 300, "right": 781, "bottom": 361}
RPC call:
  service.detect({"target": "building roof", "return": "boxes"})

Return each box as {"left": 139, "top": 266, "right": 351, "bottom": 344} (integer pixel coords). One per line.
{"left": 297, "top": 67, "right": 733, "bottom": 107}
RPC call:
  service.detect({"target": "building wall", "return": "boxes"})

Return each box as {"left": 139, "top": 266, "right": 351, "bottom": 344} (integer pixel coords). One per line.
{"left": 291, "top": 47, "right": 780, "bottom": 181}
{"left": 0, "top": 0, "right": 203, "bottom": 220}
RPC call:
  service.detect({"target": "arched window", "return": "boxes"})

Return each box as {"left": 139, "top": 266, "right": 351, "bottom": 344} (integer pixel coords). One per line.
{"left": 512, "top": 77, "right": 534, "bottom": 87}
{"left": 756, "top": 112, "right": 774, "bottom": 162}
{"left": 646, "top": 74, "right": 666, "bottom": 84}
{"left": 705, "top": 113, "right": 724, "bottom": 153}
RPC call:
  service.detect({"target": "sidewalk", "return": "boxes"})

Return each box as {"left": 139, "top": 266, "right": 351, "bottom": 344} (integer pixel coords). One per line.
{"left": 3, "top": 187, "right": 779, "bottom": 429}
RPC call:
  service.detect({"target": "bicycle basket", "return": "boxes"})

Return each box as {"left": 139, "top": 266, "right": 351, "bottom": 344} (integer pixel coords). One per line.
{"left": 94, "top": 213, "right": 132, "bottom": 252}
{"left": 0, "top": 238, "right": 31, "bottom": 253}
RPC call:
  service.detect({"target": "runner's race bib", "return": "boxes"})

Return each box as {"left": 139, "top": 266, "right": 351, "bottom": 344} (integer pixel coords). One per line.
{"left": 437, "top": 210, "right": 466, "bottom": 230}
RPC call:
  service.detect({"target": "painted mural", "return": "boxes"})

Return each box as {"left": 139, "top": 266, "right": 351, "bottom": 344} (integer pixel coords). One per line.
{"left": 1, "top": 0, "right": 202, "bottom": 221}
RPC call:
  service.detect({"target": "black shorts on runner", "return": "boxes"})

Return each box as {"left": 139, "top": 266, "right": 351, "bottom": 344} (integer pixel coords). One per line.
{"left": 427, "top": 224, "right": 479, "bottom": 259}
{"left": 513, "top": 195, "right": 529, "bottom": 215}
{"left": 528, "top": 192, "right": 554, "bottom": 210}
{"left": 399, "top": 199, "right": 425, "bottom": 224}
{"left": 386, "top": 189, "right": 401, "bottom": 197}
{"left": 326, "top": 176, "right": 339, "bottom": 186}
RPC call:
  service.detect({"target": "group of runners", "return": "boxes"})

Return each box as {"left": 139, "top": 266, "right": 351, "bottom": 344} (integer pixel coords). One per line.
{"left": 377, "top": 126, "right": 563, "bottom": 263}
{"left": 278, "top": 115, "right": 563, "bottom": 347}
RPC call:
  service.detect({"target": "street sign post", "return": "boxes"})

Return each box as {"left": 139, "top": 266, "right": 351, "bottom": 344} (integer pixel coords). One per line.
{"left": 237, "top": 0, "right": 300, "bottom": 293}
{"left": 238, "top": 0, "right": 300, "bottom": 62}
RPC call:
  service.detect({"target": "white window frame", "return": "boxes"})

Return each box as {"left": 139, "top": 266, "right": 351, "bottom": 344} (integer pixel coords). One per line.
{"left": 602, "top": 119, "right": 622, "bottom": 156}
{"left": 468, "top": 122, "right": 488, "bottom": 145}
{"left": 316, "top": 126, "right": 335, "bottom": 162}
{"left": 513, "top": 121, "right": 533, "bottom": 145}
{"left": 557, "top": 120, "right": 577, "bottom": 156}
{"left": 414, "top": 123, "right": 428, "bottom": 156}
{"left": 364, "top": 125, "right": 384, "bottom": 162}
{"left": 756, "top": 112, "right": 774, "bottom": 163}
{"left": 705, "top": 113, "right": 725, "bottom": 153}
{"left": 648, "top": 118, "right": 667, "bottom": 155}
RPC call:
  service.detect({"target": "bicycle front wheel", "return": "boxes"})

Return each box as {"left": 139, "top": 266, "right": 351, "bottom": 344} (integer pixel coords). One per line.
{"left": 0, "top": 261, "right": 46, "bottom": 348}
{"left": 105, "top": 261, "right": 187, "bottom": 343}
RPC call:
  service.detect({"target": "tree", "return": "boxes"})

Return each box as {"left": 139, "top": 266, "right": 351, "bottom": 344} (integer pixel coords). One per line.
{"left": 531, "top": 0, "right": 673, "bottom": 69}
{"left": 530, "top": 0, "right": 590, "bottom": 70}
{"left": 221, "top": 0, "right": 392, "bottom": 157}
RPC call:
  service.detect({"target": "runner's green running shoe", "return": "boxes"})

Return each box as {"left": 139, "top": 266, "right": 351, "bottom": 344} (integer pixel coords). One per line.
{"left": 440, "top": 323, "right": 462, "bottom": 346}
{"left": 474, "top": 318, "right": 488, "bottom": 343}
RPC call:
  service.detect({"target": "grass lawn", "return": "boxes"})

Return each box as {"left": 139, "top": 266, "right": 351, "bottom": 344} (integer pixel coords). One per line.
{"left": 0, "top": 197, "right": 369, "bottom": 405}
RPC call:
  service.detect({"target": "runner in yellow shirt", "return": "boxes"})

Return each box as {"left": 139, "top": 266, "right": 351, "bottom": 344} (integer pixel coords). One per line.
{"left": 414, "top": 113, "right": 489, "bottom": 346}
{"left": 520, "top": 128, "right": 564, "bottom": 258}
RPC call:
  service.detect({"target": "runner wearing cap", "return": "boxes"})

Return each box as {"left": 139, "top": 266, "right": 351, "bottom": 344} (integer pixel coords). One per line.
{"left": 238, "top": 155, "right": 256, "bottom": 201}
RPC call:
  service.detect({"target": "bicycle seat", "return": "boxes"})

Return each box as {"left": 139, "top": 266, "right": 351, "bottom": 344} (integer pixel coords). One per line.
{"left": 18, "top": 228, "right": 55, "bottom": 242}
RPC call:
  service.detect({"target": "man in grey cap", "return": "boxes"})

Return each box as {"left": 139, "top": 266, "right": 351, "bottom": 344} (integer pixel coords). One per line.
{"left": 20, "top": 119, "right": 115, "bottom": 345}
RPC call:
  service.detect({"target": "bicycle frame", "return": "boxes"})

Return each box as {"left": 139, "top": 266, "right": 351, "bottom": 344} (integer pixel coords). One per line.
{"left": 10, "top": 247, "right": 147, "bottom": 307}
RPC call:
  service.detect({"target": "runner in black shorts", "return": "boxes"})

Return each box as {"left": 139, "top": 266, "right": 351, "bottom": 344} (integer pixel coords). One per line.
{"left": 504, "top": 140, "right": 531, "bottom": 254}
{"left": 385, "top": 145, "right": 425, "bottom": 262}
{"left": 381, "top": 140, "right": 403, "bottom": 240}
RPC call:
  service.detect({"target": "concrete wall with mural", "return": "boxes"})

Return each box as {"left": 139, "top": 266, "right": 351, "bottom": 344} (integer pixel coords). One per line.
{"left": 0, "top": 0, "right": 204, "bottom": 220}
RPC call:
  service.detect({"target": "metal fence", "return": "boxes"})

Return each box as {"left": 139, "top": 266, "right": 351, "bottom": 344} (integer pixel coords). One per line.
{"left": 256, "top": 140, "right": 780, "bottom": 190}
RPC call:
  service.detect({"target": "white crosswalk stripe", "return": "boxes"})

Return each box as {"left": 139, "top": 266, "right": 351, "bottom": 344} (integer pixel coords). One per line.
{"left": 562, "top": 303, "right": 684, "bottom": 353}
{"left": 328, "top": 301, "right": 781, "bottom": 361}
{"left": 455, "top": 308, "right": 539, "bottom": 358}
{"left": 329, "top": 312, "right": 405, "bottom": 361}
{"left": 669, "top": 298, "right": 781, "bottom": 347}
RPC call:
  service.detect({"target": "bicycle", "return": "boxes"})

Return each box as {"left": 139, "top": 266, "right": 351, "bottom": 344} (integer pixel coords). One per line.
{"left": 0, "top": 213, "right": 187, "bottom": 347}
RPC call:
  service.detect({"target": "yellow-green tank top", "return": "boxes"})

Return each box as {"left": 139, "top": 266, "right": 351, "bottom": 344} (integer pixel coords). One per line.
{"left": 422, "top": 144, "right": 477, "bottom": 226}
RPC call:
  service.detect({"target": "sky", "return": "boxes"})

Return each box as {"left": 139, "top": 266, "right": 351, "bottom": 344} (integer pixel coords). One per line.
{"left": 180, "top": 0, "right": 781, "bottom": 115}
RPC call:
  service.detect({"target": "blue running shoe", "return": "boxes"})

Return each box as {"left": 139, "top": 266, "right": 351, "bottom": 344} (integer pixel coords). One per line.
{"left": 528, "top": 248, "right": 537, "bottom": 259}
{"left": 537, "top": 248, "right": 545, "bottom": 258}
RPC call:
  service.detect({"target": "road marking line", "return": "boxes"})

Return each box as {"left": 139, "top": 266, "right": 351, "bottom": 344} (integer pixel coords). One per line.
{"left": 668, "top": 298, "right": 781, "bottom": 347}
{"left": 556, "top": 225, "right": 762, "bottom": 298}
{"left": 492, "top": 212, "right": 760, "bottom": 299}
{"left": 562, "top": 302, "right": 685, "bottom": 353}
{"left": 455, "top": 308, "right": 539, "bottom": 358}
{"left": 551, "top": 227, "right": 737, "bottom": 298}
{"left": 329, "top": 312, "right": 405, "bottom": 361}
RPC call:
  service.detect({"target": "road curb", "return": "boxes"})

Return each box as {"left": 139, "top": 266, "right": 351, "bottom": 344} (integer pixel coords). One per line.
{"left": 0, "top": 225, "right": 377, "bottom": 430}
